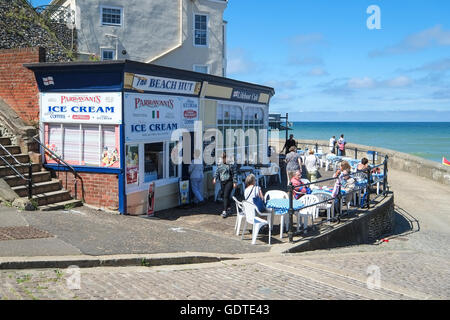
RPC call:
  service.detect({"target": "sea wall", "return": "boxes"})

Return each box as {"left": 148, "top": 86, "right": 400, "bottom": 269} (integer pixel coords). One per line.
{"left": 285, "top": 193, "right": 395, "bottom": 253}
{"left": 269, "top": 138, "right": 450, "bottom": 186}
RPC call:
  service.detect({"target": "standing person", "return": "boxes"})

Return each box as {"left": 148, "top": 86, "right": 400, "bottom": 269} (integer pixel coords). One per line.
{"left": 281, "top": 134, "right": 296, "bottom": 155}
{"left": 213, "top": 152, "right": 237, "bottom": 218}
{"left": 305, "top": 149, "right": 320, "bottom": 182}
{"left": 189, "top": 150, "right": 204, "bottom": 206}
{"left": 285, "top": 146, "right": 302, "bottom": 185}
{"left": 337, "top": 134, "right": 346, "bottom": 156}
{"left": 329, "top": 136, "right": 336, "bottom": 154}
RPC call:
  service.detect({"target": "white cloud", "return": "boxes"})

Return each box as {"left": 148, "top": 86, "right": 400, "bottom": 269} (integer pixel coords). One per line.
{"left": 227, "top": 48, "right": 256, "bottom": 75}
{"left": 348, "top": 77, "right": 376, "bottom": 89}
{"left": 308, "top": 67, "right": 329, "bottom": 77}
{"left": 385, "top": 76, "right": 413, "bottom": 88}
{"left": 370, "top": 25, "right": 450, "bottom": 57}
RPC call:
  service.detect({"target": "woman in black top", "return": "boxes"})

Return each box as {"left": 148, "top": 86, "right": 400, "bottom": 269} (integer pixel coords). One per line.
{"left": 213, "top": 153, "right": 237, "bottom": 218}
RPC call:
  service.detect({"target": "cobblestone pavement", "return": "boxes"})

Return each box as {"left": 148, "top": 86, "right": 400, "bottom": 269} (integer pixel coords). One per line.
{"left": 0, "top": 169, "right": 449, "bottom": 300}
{"left": 0, "top": 244, "right": 448, "bottom": 300}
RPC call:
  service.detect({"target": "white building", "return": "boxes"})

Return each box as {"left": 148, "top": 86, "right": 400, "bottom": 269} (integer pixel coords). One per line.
{"left": 49, "top": 0, "right": 228, "bottom": 76}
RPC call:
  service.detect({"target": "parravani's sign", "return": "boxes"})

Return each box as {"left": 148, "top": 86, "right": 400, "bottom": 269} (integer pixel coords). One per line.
{"left": 40, "top": 92, "right": 122, "bottom": 124}
{"left": 124, "top": 73, "right": 202, "bottom": 95}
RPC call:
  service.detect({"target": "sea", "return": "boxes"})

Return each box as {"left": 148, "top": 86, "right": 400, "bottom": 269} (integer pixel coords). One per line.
{"left": 288, "top": 122, "right": 450, "bottom": 164}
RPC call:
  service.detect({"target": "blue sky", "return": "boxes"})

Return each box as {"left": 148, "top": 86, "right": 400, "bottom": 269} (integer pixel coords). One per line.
{"left": 31, "top": 0, "right": 450, "bottom": 121}
{"left": 224, "top": 0, "right": 450, "bottom": 121}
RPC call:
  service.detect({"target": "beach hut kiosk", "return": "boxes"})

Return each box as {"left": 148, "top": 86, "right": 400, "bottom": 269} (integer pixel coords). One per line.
{"left": 26, "top": 60, "right": 274, "bottom": 214}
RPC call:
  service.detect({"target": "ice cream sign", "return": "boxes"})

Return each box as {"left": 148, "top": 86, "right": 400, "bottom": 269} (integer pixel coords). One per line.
{"left": 41, "top": 92, "right": 122, "bottom": 124}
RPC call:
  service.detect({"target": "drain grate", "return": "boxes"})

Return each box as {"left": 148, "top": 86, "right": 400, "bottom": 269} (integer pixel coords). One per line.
{"left": 0, "top": 226, "right": 53, "bottom": 241}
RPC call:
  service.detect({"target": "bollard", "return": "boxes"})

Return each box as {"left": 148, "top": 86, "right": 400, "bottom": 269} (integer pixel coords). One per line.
{"left": 288, "top": 183, "right": 294, "bottom": 243}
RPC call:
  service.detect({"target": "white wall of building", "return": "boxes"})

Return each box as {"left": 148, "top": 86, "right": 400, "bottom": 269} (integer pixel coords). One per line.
{"left": 51, "top": 0, "right": 227, "bottom": 76}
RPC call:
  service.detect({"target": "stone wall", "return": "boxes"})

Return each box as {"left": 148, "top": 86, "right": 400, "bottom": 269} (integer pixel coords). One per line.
{"left": 0, "top": 0, "right": 74, "bottom": 62}
{"left": 285, "top": 193, "right": 395, "bottom": 253}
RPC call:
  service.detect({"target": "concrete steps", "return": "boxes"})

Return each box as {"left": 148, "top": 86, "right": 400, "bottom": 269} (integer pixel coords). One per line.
{"left": 0, "top": 135, "right": 83, "bottom": 210}
{"left": 12, "top": 179, "right": 62, "bottom": 197}
{"left": 2, "top": 171, "right": 51, "bottom": 187}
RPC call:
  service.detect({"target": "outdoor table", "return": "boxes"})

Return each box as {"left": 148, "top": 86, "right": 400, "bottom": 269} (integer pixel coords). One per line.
{"left": 266, "top": 198, "right": 304, "bottom": 239}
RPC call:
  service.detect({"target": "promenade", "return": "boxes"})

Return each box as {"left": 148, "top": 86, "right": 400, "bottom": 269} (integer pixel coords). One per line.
{"left": 0, "top": 168, "right": 449, "bottom": 299}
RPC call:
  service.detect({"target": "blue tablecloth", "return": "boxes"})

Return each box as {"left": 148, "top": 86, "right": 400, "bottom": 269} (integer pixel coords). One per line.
{"left": 266, "top": 199, "right": 304, "bottom": 215}
{"left": 311, "top": 187, "right": 347, "bottom": 196}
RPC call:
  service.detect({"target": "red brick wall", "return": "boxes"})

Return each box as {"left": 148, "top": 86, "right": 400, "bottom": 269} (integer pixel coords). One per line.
{"left": 0, "top": 47, "right": 45, "bottom": 124}
{"left": 56, "top": 171, "right": 120, "bottom": 211}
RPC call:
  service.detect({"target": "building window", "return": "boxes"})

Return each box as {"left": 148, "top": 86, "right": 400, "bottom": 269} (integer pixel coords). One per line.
{"left": 193, "top": 65, "right": 209, "bottom": 74}
{"left": 101, "top": 49, "right": 115, "bottom": 61}
{"left": 216, "top": 103, "right": 266, "bottom": 164}
{"left": 194, "top": 14, "right": 208, "bottom": 46}
{"left": 101, "top": 6, "right": 122, "bottom": 26}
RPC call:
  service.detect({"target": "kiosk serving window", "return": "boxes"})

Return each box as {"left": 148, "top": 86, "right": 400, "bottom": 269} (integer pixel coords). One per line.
{"left": 44, "top": 123, "right": 120, "bottom": 168}
{"left": 41, "top": 92, "right": 122, "bottom": 168}
{"left": 144, "top": 143, "right": 163, "bottom": 182}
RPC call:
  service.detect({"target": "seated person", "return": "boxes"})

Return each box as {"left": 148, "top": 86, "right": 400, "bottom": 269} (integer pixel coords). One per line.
{"left": 244, "top": 173, "right": 266, "bottom": 212}
{"left": 357, "top": 157, "right": 369, "bottom": 172}
{"left": 290, "top": 170, "right": 310, "bottom": 199}
{"left": 332, "top": 161, "right": 351, "bottom": 198}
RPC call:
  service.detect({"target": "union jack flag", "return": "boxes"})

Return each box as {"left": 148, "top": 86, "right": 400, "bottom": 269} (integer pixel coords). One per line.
{"left": 43, "top": 77, "right": 54, "bottom": 86}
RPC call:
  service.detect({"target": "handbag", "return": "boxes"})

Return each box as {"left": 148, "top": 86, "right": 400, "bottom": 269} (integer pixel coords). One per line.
{"left": 246, "top": 185, "right": 266, "bottom": 212}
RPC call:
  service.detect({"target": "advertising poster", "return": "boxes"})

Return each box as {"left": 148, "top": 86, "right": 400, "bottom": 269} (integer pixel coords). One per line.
{"left": 147, "top": 181, "right": 156, "bottom": 216}
{"left": 179, "top": 180, "right": 190, "bottom": 205}
{"left": 126, "top": 145, "right": 139, "bottom": 185}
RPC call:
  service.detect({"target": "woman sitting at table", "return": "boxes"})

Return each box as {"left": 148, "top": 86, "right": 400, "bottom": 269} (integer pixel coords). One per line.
{"left": 332, "top": 161, "right": 351, "bottom": 197}
{"left": 244, "top": 174, "right": 267, "bottom": 212}
{"left": 291, "top": 170, "right": 310, "bottom": 199}
{"left": 357, "top": 157, "right": 369, "bottom": 172}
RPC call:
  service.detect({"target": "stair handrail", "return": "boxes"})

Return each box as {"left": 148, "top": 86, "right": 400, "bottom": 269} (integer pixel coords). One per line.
{"left": 0, "top": 153, "right": 33, "bottom": 200}
{"left": 0, "top": 143, "right": 27, "bottom": 166}
{"left": 32, "top": 136, "right": 84, "bottom": 202}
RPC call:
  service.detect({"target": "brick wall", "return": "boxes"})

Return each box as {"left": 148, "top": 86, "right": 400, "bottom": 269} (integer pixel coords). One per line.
{"left": 0, "top": 47, "right": 44, "bottom": 124}
{"left": 55, "top": 171, "right": 120, "bottom": 211}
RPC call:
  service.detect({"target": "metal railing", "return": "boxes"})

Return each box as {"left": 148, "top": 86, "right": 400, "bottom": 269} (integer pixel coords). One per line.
{"left": 32, "top": 136, "right": 84, "bottom": 202}
{"left": 283, "top": 155, "right": 389, "bottom": 242}
{"left": 0, "top": 144, "right": 33, "bottom": 199}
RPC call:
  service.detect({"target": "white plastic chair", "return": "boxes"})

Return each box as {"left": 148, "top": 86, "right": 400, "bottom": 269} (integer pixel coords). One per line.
{"left": 264, "top": 190, "right": 289, "bottom": 238}
{"left": 241, "top": 200, "right": 271, "bottom": 245}
{"left": 313, "top": 192, "right": 334, "bottom": 225}
{"left": 232, "top": 196, "right": 245, "bottom": 236}
{"left": 297, "top": 195, "right": 319, "bottom": 231}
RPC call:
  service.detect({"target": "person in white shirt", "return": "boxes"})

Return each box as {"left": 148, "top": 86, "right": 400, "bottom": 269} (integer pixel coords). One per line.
{"left": 329, "top": 136, "right": 336, "bottom": 154}
{"left": 189, "top": 150, "right": 204, "bottom": 205}
{"left": 304, "top": 149, "right": 320, "bottom": 182}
